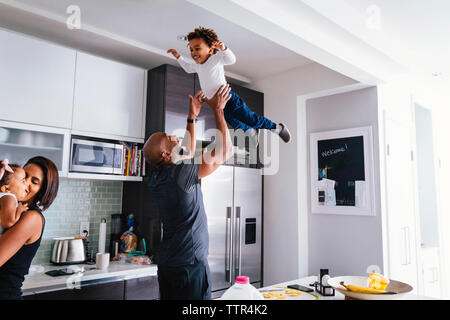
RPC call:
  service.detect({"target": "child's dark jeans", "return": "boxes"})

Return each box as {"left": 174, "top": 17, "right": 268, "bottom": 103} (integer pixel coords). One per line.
{"left": 224, "top": 91, "right": 277, "bottom": 132}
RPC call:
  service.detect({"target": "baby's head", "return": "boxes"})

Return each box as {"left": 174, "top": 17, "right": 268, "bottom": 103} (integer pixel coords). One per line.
{"left": 0, "top": 164, "right": 29, "bottom": 201}
{"left": 186, "top": 26, "right": 219, "bottom": 64}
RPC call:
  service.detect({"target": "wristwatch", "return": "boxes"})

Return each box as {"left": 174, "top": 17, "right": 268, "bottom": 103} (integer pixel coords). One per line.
{"left": 187, "top": 118, "right": 198, "bottom": 123}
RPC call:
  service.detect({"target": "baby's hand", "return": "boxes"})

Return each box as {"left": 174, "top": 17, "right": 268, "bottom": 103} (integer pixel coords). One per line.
{"left": 17, "top": 202, "right": 29, "bottom": 215}
{"left": 167, "top": 49, "right": 180, "bottom": 59}
{"left": 212, "top": 41, "right": 226, "bottom": 51}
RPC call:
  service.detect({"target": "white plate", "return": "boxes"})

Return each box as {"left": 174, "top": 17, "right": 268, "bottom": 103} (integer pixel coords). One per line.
{"left": 327, "top": 276, "right": 413, "bottom": 300}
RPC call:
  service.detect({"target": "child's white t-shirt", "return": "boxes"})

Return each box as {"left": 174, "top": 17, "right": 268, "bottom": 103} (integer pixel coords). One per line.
{"left": 177, "top": 48, "right": 236, "bottom": 99}
{"left": 0, "top": 192, "right": 18, "bottom": 235}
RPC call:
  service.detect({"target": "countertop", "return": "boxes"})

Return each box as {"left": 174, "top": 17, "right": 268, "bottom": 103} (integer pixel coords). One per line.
{"left": 22, "top": 261, "right": 158, "bottom": 295}
{"left": 258, "top": 276, "right": 344, "bottom": 300}
{"left": 259, "top": 276, "right": 437, "bottom": 300}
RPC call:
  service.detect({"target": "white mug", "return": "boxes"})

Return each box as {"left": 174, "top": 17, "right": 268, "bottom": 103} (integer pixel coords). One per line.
{"left": 96, "top": 252, "right": 110, "bottom": 270}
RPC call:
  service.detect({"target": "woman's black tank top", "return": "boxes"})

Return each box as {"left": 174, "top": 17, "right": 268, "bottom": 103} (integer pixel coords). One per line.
{"left": 0, "top": 204, "right": 45, "bottom": 300}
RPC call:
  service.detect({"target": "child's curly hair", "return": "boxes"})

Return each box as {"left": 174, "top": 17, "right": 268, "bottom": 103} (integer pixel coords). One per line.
{"left": 0, "top": 164, "right": 21, "bottom": 186}
{"left": 187, "top": 27, "right": 219, "bottom": 53}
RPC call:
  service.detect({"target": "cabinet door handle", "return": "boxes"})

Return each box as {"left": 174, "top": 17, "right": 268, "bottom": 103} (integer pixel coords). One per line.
{"left": 401, "top": 226, "right": 412, "bottom": 266}
{"left": 406, "top": 226, "right": 411, "bottom": 265}
{"left": 234, "top": 207, "right": 242, "bottom": 277}
{"left": 225, "top": 207, "right": 232, "bottom": 283}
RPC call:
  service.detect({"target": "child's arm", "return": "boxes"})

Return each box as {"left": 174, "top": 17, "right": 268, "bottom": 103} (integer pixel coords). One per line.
{"left": 167, "top": 48, "right": 196, "bottom": 73}
{"left": 213, "top": 41, "right": 236, "bottom": 65}
{"left": 0, "top": 196, "right": 27, "bottom": 229}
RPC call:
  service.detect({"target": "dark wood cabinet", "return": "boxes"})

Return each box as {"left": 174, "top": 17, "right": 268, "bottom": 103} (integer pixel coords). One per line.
{"left": 24, "top": 275, "right": 159, "bottom": 300}
{"left": 124, "top": 276, "right": 159, "bottom": 300}
{"left": 25, "top": 280, "right": 125, "bottom": 300}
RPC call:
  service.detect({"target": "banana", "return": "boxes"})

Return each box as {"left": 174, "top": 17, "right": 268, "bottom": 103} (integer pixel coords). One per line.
{"left": 340, "top": 281, "right": 386, "bottom": 294}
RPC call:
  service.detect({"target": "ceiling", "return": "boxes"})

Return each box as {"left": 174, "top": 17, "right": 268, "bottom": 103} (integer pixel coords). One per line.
{"left": 304, "top": 0, "right": 450, "bottom": 82}
{"left": 0, "top": 0, "right": 314, "bottom": 82}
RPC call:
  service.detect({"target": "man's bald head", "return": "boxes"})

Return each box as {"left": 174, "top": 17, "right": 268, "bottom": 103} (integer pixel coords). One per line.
{"left": 143, "top": 132, "right": 168, "bottom": 167}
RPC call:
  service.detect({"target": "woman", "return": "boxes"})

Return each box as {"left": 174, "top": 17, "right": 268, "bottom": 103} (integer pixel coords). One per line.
{"left": 0, "top": 156, "right": 59, "bottom": 300}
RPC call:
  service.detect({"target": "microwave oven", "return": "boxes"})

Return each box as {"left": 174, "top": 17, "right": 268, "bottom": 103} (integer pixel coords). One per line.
{"left": 70, "top": 138, "right": 124, "bottom": 175}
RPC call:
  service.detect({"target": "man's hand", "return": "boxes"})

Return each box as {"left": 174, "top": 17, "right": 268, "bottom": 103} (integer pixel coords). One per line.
{"left": 206, "top": 84, "right": 231, "bottom": 111}
{"left": 0, "top": 159, "right": 14, "bottom": 181}
{"left": 188, "top": 91, "right": 206, "bottom": 119}
{"left": 212, "top": 41, "right": 227, "bottom": 51}
{"left": 167, "top": 49, "right": 180, "bottom": 59}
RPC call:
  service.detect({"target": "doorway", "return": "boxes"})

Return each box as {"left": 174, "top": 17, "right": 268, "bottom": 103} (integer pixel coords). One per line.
{"left": 414, "top": 103, "right": 443, "bottom": 298}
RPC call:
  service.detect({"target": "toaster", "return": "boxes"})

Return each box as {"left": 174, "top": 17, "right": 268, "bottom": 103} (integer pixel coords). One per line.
{"left": 50, "top": 237, "right": 87, "bottom": 265}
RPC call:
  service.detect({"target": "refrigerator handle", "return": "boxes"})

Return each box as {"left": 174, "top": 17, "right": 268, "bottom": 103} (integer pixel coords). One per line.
{"left": 234, "top": 206, "right": 241, "bottom": 277}
{"left": 225, "top": 207, "right": 232, "bottom": 283}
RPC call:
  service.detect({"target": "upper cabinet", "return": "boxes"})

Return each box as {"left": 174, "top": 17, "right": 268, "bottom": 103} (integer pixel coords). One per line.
{"left": 0, "top": 28, "right": 76, "bottom": 128}
{"left": 72, "top": 52, "right": 146, "bottom": 140}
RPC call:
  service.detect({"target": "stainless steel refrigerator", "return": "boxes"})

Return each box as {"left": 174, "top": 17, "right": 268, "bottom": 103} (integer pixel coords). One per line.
{"left": 201, "top": 165, "right": 262, "bottom": 299}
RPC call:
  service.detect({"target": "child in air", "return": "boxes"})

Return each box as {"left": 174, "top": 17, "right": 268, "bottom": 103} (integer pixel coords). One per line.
{"left": 168, "top": 26, "right": 291, "bottom": 145}
{"left": 0, "top": 162, "right": 29, "bottom": 235}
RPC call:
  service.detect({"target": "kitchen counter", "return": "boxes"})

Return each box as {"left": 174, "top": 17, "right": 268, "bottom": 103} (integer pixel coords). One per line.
{"left": 258, "top": 276, "right": 343, "bottom": 300}
{"left": 22, "top": 261, "right": 157, "bottom": 296}
{"left": 259, "top": 276, "right": 437, "bottom": 300}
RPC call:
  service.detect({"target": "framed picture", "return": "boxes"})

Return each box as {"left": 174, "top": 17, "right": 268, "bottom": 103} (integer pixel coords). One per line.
{"left": 310, "top": 126, "right": 375, "bottom": 216}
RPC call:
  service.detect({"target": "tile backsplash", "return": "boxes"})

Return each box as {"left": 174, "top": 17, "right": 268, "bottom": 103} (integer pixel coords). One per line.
{"left": 31, "top": 178, "right": 123, "bottom": 265}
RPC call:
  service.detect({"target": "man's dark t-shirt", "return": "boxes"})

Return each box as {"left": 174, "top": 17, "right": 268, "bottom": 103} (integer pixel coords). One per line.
{"left": 148, "top": 158, "right": 209, "bottom": 267}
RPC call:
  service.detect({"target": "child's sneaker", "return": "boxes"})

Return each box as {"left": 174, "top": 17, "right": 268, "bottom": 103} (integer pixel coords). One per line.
{"left": 275, "top": 123, "right": 291, "bottom": 143}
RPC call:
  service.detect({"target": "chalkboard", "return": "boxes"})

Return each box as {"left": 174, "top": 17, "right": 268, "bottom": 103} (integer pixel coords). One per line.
{"left": 317, "top": 136, "right": 365, "bottom": 206}
{"left": 310, "top": 126, "right": 375, "bottom": 216}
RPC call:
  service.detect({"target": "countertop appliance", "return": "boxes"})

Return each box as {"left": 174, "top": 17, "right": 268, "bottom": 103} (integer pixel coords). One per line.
{"left": 50, "top": 237, "right": 87, "bottom": 265}
{"left": 201, "top": 166, "right": 262, "bottom": 299}
{"left": 70, "top": 137, "right": 124, "bottom": 175}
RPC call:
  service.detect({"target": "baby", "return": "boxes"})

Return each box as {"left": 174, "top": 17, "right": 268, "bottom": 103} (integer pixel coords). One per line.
{"left": 0, "top": 163, "right": 29, "bottom": 235}
{"left": 168, "top": 26, "right": 291, "bottom": 146}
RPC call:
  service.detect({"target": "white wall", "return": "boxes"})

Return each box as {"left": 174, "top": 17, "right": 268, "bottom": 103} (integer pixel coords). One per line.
{"left": 250, "top": 62, "right": 357, "bottom": 285}
{"left": 306, "top": 87, "right": 384, "bottom": 277}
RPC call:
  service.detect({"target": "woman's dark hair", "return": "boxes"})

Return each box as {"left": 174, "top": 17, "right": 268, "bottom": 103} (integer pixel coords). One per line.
{"left": 24, "top": 156, "right": 59, "bottom": 211}
{"left": 187, "top": 26, "right": 219, "bottom": 53}
{"left": 0, "top": 164, "right": 21, "bottom": 186}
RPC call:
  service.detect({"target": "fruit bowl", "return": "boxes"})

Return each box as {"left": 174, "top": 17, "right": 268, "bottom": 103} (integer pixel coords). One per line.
{"left": 327, "top": 276, "right": 413, "bottom": 300}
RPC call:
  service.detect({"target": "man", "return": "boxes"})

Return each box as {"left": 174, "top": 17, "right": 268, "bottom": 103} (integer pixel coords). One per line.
{"left": 143, "top": 84, "right": 233, "bottom": 300}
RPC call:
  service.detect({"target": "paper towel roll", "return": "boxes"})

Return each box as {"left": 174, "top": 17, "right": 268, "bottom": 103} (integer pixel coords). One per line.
{"left": 98, "top": 218, "right": 106, "bottom": 254}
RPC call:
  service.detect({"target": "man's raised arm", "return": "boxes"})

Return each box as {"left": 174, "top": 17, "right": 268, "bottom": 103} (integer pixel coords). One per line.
{"left": 198, "top": 84, "right": 233, "bottom": 179}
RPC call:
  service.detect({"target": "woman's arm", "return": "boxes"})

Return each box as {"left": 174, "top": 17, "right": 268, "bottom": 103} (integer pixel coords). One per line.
{"left": 0, "top": 210, "right": 42, "bottom": 267}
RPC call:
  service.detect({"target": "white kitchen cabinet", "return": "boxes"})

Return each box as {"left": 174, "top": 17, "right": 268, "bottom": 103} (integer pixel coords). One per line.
{"left": 420, "top": 246, "right": 441, "bottom": 298}
{"left": 0, "top": 120, "right": 70, "bottom": 176}
{"left": 72, "top": 52, "right": 146, "bottom": 140}
{"left": 0, "top": 28, "right": 76, "bottom": 128}
{"left": 382, "top": 108, "right": 420, "bottom": 293}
